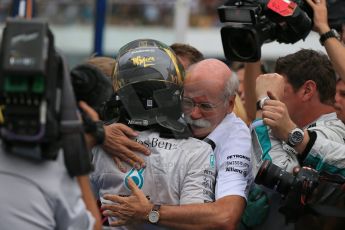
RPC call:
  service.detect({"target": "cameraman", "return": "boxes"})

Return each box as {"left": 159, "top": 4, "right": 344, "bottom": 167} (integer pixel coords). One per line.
{"left": 0, "top": 17, "right": 102, "bottom": 229}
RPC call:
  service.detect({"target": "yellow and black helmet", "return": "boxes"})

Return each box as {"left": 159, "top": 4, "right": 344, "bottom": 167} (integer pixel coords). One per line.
{"left": 112, "top": 39, "right": 185, "bottom": 128}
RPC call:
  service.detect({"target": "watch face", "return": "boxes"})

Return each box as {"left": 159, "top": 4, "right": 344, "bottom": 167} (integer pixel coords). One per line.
{"left": 256, "top": 96, "right": 270, "bottom": 110}
{"left": 148, "top": 211, "right": 159, "bottom": 223}
{"left": 290, "top": 129, "right": 304, "bottom": 146}
{"left": 332, "top": 29, "right": 341, "bottom": 40}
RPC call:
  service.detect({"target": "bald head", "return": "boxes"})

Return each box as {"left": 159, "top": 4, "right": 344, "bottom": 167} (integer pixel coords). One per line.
{"left": 185, "top": 59, "right": 237, "bottom": 99}
{"left": 187, "top": 58, "right": 231, "bottom": 82}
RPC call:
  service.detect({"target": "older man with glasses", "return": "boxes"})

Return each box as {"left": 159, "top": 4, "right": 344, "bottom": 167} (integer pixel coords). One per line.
{"left": 182, "top": 59, "right": 244, "bottom": 139}
{"left": 102, "top": 58, "right": 253, "bottom": 230}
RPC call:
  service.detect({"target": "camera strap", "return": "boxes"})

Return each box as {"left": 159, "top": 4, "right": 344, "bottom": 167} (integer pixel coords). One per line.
{"left": 59, "top": 52, "right": 93, "bottom": 177}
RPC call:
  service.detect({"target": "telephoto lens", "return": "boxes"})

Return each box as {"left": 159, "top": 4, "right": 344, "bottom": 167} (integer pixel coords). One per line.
{"left": 255, "top": 160, "right": 295, "bottom": 196}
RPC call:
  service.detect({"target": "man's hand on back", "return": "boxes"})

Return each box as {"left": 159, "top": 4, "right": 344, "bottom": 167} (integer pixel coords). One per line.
{"left": 102, "top": 123, "right": 151, "bottom": 170}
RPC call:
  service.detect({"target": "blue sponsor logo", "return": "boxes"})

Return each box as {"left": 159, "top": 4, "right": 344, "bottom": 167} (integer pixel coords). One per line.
{"left": 124, "top": 168, "right": 145, "bottom": 190}
{"left": 210, "top": 154, "right": 215, "bottom": 168}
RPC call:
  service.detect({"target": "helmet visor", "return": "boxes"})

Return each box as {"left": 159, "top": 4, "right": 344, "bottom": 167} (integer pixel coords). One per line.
{"left": 113, "top": 46, "right": 184, "bottom": 91}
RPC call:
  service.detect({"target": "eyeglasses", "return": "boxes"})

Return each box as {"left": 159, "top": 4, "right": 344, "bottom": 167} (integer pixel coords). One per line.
{"left": 182, "top": 97, "right": 224, "bottom": 112}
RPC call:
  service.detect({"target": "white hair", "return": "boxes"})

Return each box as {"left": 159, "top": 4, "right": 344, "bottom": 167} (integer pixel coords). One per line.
{"left": 224, "top": 71, "right": 239, "bottom": 98}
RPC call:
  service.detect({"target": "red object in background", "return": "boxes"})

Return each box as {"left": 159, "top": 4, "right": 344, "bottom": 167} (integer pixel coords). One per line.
{"left": 267, "top": 0, "right": 297, "bottom": 17}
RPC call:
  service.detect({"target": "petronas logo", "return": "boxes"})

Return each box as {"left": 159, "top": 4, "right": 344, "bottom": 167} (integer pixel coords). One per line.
{"left": 124, "top": 168, "right": 145, "bottom": 190}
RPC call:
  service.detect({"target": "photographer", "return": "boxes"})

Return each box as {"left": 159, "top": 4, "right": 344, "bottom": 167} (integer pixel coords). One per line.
{"left": 251, "top": 49, "right": 345, "bottom": 230}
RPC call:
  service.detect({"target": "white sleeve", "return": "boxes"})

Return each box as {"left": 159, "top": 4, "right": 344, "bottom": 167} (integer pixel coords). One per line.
{"left": 303, "top": 128, "right": 345, "bottom": 178}
{"left": 215, "top": 129, "right": 253, "bottom": 200}
{"left": 180, "top": 143, "right": 216, "bottom": 204}
{"left": 251, "top": 120, "right": 299, "bottom": 174}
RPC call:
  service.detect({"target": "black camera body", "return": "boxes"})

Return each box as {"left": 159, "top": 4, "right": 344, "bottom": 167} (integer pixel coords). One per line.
{"left": 255, "top": 160, "right": 319, "bottom": 197}
{"left": 255, "top": 160, "right": 345, "bottom": 222}
{"left": 0, "top": 18, "right": 61, "bottom": 159}
{"left": 218, "top": 0, "right": 313, "bottom": 62}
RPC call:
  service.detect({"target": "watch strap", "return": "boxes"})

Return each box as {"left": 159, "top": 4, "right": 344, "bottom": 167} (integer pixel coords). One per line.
{"left": 319, "top": 29, "right": 340, "bottom": 46}
{"left": 256, "top": 96, "right": 270, "bottom": 110}
{"left": 152, "top": 204, "right": 161, "bottom": 212}
{"left": 298, "top": 130, "right": 317, "bottom": 163}
{"left": 94, "top": 121, "right": 105, "bottom": 145}
{"left": 256, "top": 100, "right": 261, "bottom": 111}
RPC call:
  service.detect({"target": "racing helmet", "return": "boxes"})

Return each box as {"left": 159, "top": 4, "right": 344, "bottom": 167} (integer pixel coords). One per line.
{"left": 112, "top": 39, "right": 185, "bottom": 129}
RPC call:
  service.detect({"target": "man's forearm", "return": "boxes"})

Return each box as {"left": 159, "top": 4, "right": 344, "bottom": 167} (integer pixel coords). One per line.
{"left": 253, "top": 116, "right": 310, "bottom": 154}
{"left": 157, "top": 196, "right": 245, "bottom": 230}
{"left": 244, "top": 62, "right": 262, "bottom": 122}
{"left": 77, "top": 175, "right": 102, "bottom": 230}
{"left": 315, "top": 17, "right": 345, "bottom": 81}
{"left": 324, "top": 38, "right": 345, "bottom": 82}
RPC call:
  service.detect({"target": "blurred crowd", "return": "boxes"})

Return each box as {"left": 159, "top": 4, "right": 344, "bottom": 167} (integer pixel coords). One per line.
{"left": 0, "top": 0, "right": 226, "bottom": 27}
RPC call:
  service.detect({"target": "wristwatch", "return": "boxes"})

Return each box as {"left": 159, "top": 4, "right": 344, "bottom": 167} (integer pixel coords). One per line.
{"left": 93, "top": 121, "right": 105, "bottom": 144}
{"left": 287, "top": 127, "right": 304, "bottom": 147}
{"left": 148, "top": 204, "right": 161, "bottom": 224}
{"left": 84, "top": 119, "right": 105, "bottom": 145}
{"left": 319, "top": 29, "right": 341, "bottom": 46}
{"left": 256, "top": 96, "right": 270, "bottom": 110}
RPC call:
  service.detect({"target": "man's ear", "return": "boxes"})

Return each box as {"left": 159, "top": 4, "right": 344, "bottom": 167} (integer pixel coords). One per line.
{"left": 301, "top": 80, "right": 317, "bottom": 102}
{"left": 227, "top": 94, "right": 237, "bottom": 113}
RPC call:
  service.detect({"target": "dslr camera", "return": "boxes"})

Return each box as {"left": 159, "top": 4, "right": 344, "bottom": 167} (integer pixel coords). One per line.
{"left": 218, "top": 0, "right": 313, "bottom": 62}
{"left": 255, "top": 160, "right": 345, "bottom": 222}
{"left": 255, "top": 160, "right": 319, "bottom": 198}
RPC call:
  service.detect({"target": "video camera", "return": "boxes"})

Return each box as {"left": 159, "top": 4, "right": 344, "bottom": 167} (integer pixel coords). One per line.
{"left": 255, "top": 160, "right": 345, "bottom": 222}
{"left": 218, "top": 0, "right": 313, "bottom": 62}
{"left": 0, "top": 18, "right": 60, "bottom": 159}
{"left": 0, "top": 18, "right": 92, "bottom": 176}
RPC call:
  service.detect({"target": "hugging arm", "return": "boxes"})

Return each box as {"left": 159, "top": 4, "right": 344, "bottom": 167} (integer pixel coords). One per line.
{"left": 102, "top": 179, "right": 245, "bottom": 230}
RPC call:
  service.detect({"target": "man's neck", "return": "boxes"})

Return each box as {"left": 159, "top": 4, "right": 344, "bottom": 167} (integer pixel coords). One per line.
{"left": 296, "top": 104, "right": 335, "bottom": 127}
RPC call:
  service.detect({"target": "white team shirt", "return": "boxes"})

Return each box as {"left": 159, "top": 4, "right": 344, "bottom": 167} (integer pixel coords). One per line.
{"left": 206, "top": 113, "right": 253, "bottom": 200}
{"left": 91, "top": 129, "right": 216, "bottom": 230}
